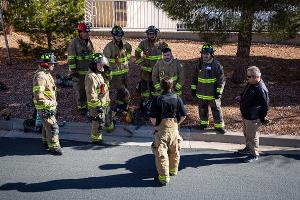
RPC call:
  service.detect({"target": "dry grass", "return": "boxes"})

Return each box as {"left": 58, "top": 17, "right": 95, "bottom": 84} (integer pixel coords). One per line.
{"left": 0, "top": 33, "right": 299, "bottom": 135}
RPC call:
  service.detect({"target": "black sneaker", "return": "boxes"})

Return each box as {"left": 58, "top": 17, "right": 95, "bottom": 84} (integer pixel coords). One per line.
{"left": 235, "top": 147, "right": 250, "bottom": 155}
{"left": 49, "top": 148, "right": 63, "bottom": 156}
{"left": 215, "top": 128, "right": 226, "bottom": 134}
{"left": 243, "top": 155, "right": 258, "bottom": 163}
{"left": 91, "top": 140, "right": 103, "bottom": 145}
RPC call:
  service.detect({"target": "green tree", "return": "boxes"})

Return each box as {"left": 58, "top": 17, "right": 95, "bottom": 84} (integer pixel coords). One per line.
{"left": 152, "top": 0, "right": 299, "bottom": 82}
{"left": 4, "top": 0, "right": 85, "bottom": 57}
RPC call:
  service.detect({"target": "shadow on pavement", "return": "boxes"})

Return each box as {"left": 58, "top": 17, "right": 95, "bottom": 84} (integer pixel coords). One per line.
{"left": 0, "top": 137, "right": 112, "bottom": 157}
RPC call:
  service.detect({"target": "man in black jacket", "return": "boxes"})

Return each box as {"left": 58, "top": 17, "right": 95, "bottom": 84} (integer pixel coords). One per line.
{"left": 235, "top": 66, "right": 270, "bottom": 163}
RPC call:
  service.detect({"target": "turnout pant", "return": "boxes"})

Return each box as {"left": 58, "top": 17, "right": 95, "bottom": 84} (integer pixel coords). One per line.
{"left": 41, "top": 115, "right": 60, "bottom": 150}
{"left": 198, "top": 99, "right": 224, "bottom": 129}
{"left": 73, "top": 75, "right": 87, "bottom": 110}
{"left": 110, "top": 74, "right": 130, "bottom": 109}
{"left": 151, "top": 118, "right": 182, "bottom": 183}
{"left": 89, "top": 106, "right": 114, "bottom": 142}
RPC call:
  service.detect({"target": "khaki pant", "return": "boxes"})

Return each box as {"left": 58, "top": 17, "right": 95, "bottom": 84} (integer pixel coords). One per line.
{"left": 41, "top": 115, "right": 60, "bottom": 149}
{"left": 198, "top": 99, "right": 224, "bottom": 129}
{"left": 151, "top": 118, "right": 182, "bottom": 183}
{"left": 73, "top": 75, "right": 87, "bottom": 110}
{"left": 243, "top": 119, "right": 261, "bottom": 156}
{"left": 89, "top": 106, "right": 114, "bottom": 142}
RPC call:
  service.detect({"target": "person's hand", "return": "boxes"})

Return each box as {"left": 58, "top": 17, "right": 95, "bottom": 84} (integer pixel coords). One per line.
{"left": 235, "top": 96, "right": 241, "bottom": 102}
{"left": 261, "top": 118, "right": 271, "bottom": 125}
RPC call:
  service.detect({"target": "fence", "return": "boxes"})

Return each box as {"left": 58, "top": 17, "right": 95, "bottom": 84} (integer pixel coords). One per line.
{"left": 85, "top": 0, "right": 180, "bottom": 31}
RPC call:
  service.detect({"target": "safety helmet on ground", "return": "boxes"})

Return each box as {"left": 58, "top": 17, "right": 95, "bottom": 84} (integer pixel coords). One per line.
{"left": 145, "top": 25, "right": 159, "bottom": 34}
{"left": 38, "top": 53, "right": 57, "bottom": 64}
{"left": 111, "top": 25, "right": 124, "bottom": 37}
{"left": 89, "top": 53, "right": 110, "bottom": 72}
{"left": 201, "top": 44, "right": 214, "bottom": 55}
{"left": 77, "top": 22, "right": 91, "bottom": 32}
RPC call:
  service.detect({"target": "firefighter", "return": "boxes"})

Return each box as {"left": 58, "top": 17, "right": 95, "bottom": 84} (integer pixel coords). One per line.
{"left": 135, "top": 26, "right": 168, "bottom": 112}
{"left": 103, "top": 25, "right": 132, "bottom": 114}
{"left": 191, "top": 44, "right": 226, "bottom": 134}
{"left": 85, "top": 53, "right": 115, "bottom": 144}
{"left": 152, "top": 47, "right": 184, "bottom": 96}
{"left": 33, "top": 53, "right": 62, "bottom": 155}
{"left": 67, "top": 22, "right": 94, "bottom": 115}
{"left": 150, "top": 76, "right": 187, "bottom": 186}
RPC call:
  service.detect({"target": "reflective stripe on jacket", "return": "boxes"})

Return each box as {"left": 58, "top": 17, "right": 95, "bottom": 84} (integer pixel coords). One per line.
{"left": 85, "top": 70, "right": 110, "bottom": 109}
{"left": 152, "top": 58, "right": 184, "bottom": 95}
{"left": 191, "top": 58, "right": 225, "bottom": 100}
{"left": 67, "top": 37, "right": 94, "bottom": 75}
{"left": 135, "top": 39, "right": 168, "bottom": 81}
{"left": 33, "top": 68, "right": 57, "bottom": 111}
{"left": 103, "top": 40, "right": 132, "bottom": 77}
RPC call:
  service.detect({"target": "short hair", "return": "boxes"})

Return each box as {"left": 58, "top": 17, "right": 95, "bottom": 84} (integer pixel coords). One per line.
{"left": 162, "top": 47, "right": 172, "bottom": 54}
{"left": 161, "top": 76, "right": 173, "bottom": 91}
{"left": 247, "top": 66, "right": 261, "bottom": 77}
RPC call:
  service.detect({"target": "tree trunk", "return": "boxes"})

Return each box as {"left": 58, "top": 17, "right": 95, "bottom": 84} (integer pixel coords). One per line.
{"left": 231, "top": 8, "right": 254, "bottom": 84}
{"left": 236, "top": 8, "right": 254, "bottom": 58}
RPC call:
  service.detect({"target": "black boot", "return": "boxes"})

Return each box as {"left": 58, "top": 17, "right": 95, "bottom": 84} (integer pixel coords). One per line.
{"left": 215, "top": 128, "right": 226, "bottom": 134}
{"left": 49, "top": 147, "right": 63, "bottom": 156}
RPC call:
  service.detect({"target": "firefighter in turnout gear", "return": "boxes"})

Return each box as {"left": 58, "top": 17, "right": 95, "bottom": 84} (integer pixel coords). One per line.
{"left": 150, "top": 77, "right": 187, "bottom": 186}
{"left": 191, "top": 44, "right": 226, "bottom": 134}
{"left": 85, "top": 53, "right": 115, "bottom": 144}
{"left": 152, "top": 47, "right": 184, "bottom": 96}
{"left": 33, "top": 53, "right": 62, "bottom": 155}
{"left": 135, "top": 26, "right": 168, "bottom": 103}
{"left": 67, "top": 22, "right": 94, "bottom": 115}
{"left": 103, "top": 25, "right": 132, "bottom": 114}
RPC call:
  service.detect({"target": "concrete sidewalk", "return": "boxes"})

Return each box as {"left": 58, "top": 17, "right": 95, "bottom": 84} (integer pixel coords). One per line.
{"left": 1, "top": 118, "right": 300, "bottom": 150}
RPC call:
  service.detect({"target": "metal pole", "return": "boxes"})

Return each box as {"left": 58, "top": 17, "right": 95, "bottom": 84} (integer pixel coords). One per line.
{"left": 0, "top": 9, "right": 12, "bottom": 65}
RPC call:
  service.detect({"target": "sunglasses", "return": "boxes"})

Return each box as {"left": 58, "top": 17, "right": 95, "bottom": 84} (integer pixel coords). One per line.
{"left": 247, "top": 75, "right": 256, "bottom": 79}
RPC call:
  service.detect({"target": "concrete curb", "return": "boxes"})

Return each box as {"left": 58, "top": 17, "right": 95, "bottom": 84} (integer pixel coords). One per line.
{"left": 1, "top": 118, "right": 300, "bottom": 148}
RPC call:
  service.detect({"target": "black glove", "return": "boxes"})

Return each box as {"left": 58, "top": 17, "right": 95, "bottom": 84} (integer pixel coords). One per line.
{"left": 261, "top": 118, "right": 271, "bottom": 125}
{"left": 214, "top": 93, "right": 222, "bottom": 99}
{"left": 96, "top": 106, "right": 104, "bottom": 114}
{"left": 191, "top": 89, "right": 196, "bottom": 97}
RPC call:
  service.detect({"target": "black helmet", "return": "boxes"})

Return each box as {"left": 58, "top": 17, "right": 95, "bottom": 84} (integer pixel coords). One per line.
{"left": 38, "top": 53, "right": 57, "bottom": 64}
{"left": 200, "top": 44, "right": 214, "bottom": 55}
{"left": 145, "top": 26, "right": 159, "bottom": 34}
{"left": 111, "top": 25, "right": 124, "bottom": 37}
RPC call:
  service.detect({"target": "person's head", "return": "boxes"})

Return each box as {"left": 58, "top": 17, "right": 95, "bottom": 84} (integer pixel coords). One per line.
{"left": 77, "top": 22, "right": 90, "bottom": 40}
{"left": 161, "top": 76, "right": 173, "bottom": 92}
{"left": 89, "top": 53, "right": 110, "bottom": 73}
{"left": 201, "top": 44, "right": 214, "bottom": 62}
{"left": 247, "top": 66, "right": 261, "bottom": 84}
{"left": 111, "top": 25, "right": 124, "bottom": 43}
{"left": 162, "top": 47, "right": 173, "bottom": 63}
{"left": 38, "top": 53, "right": 57, "bottom": 71}
{"left": 146, "top": 26, "right": 159, "bottom": 41}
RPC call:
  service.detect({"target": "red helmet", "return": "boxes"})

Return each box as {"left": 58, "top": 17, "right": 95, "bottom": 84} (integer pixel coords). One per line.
{"left": 77, "top": 22, "right": 90, "bottom": 32}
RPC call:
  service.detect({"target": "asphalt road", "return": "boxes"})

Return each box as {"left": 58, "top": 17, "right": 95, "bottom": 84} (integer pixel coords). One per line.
{"left": 0, "top": 137, "right": 299, "bottom": 200}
